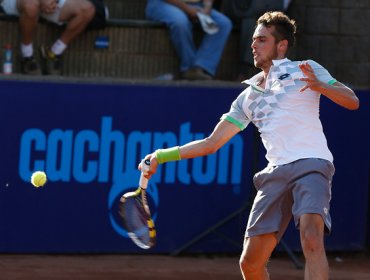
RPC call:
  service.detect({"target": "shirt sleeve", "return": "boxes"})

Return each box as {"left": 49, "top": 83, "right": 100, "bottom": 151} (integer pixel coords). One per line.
{"left": 220, "top": 90, "right": 251, "bottom": 131}
{"left": 307, "top": 60, "right": 337, "bottom": 85}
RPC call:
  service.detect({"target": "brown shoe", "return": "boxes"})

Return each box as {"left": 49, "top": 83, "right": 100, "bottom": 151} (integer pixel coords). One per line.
{"left": 181, "top": 67, "right": 213, "bottom": 81}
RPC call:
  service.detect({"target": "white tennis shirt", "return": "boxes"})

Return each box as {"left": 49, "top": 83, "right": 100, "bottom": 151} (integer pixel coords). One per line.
{"left": 222, "top": 58, "right": 336, "bottom": 166}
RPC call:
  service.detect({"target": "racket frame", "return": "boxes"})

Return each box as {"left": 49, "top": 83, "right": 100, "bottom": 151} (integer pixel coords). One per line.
{"left": 119, "top": 159, "right": 156, "bottom": 249}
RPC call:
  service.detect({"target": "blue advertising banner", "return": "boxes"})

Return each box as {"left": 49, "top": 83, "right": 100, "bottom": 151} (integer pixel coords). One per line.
{"left": 0, "top": 79, "right": 256, "bottom": 253}
{"left": 0, "top": 79, "right": 368, "bottom": 253}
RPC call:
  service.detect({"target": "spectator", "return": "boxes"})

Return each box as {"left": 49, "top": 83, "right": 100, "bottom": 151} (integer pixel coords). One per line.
{"left": 0, "top": 0, "right": 96, "bottom": 75}
{"left": 222, "top": 0, "right": 292, "bottom": 81}
{"left": 145, "top": 0, "right": 232, "bottom": 80}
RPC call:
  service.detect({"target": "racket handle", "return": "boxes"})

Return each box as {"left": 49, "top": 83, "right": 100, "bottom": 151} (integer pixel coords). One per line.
{"left": 139, "top": 159, "right": 150, "bottom": 189}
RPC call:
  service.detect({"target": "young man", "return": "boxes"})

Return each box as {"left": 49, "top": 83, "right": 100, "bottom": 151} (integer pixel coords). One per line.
{"left": 0, "top": 0, "right": 95, "bottom": 75}
{"left": 145, "top": 0, "right": 232, "bottom": 80}
{"left": 138, "top": 11, "right": 360, "bottom": 279}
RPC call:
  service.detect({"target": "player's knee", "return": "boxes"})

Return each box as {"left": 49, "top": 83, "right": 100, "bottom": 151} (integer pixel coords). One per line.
{"left": 239, "top": 254, "right": 264, "bottom": 275}
{"left": 300, "top": 227, "right": 324, "bottom": 256}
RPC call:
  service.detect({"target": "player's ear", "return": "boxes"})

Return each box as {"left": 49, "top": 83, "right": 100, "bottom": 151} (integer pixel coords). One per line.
{"left": 277, "top": 39, "right": 288, "bottom": 55}
{"left": 278, "top": 39, "right": 288, "bottom": 51}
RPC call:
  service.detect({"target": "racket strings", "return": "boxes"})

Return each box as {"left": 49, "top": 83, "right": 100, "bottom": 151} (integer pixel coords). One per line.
{"left": 120, "top": 196, "right": 153, "bottom": 248}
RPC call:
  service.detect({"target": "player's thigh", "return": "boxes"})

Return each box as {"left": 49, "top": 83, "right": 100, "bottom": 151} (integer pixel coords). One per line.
{"left": 240, "top": 233, "right": 278, "bottom": 266}
{"left": 292, "top": 158, "right": 334, "bottom": 233}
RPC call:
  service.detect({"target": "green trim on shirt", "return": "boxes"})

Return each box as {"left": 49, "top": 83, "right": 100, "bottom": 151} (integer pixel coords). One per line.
{"left": 251, "top": 85, "right": 264, "bottom": 93}
{"left": 328, "top": 79, "right": 336, "bottom": 85}
{"left": 221, "top": 115, "right": 245, "bottom": 131}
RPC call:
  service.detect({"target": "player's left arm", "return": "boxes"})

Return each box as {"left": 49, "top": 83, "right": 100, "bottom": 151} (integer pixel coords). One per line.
{"left": 299, "top": 61, "right": 360, "bottom": 110}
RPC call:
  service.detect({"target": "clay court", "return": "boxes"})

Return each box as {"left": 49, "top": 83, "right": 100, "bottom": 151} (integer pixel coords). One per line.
{"left": 1, "top": 252, "right": 369, "bottom": 280}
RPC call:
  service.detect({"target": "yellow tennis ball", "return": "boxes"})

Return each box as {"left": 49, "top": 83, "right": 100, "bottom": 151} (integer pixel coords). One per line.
{"left": 31, "top": 171, "right": 47, "bottom": 188}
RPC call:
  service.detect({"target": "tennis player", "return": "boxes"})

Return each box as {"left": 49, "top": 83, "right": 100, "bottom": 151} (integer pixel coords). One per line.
{"left": 140, "top": 11, "right": 359, "bottom": 280}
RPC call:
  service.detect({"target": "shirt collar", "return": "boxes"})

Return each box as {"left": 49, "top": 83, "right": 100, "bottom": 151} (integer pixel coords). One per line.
{"left": 242, "top": 58, "right": 291, "bottom": 85}
{"left": 242, "top": 71, "right": 264, "bottom": 86}
{"left": 272, "top": 57, "right": 291, "bottom": 66}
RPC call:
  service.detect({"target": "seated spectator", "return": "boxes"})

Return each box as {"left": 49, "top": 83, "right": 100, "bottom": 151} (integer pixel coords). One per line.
{"left": 146, "top": 0, "right": 232, "bottom": 80}
{"left": 222, "top": 0, "right": 292, "bottom": 81}
{"left": 0, "top": 0, "right": 96, "bottom": 75}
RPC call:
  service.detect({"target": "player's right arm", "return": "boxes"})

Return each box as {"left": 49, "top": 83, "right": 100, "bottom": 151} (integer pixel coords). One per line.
{"left": 140, "top": 119, "right": 241, "bottom": 178}
{"left": 180, "top": 119, "right": 241, "bottom": 158}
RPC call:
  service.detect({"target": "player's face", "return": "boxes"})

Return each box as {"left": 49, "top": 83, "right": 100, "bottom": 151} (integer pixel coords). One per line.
{"left": 251, "top": 24, "right": 280, "bottom": 70}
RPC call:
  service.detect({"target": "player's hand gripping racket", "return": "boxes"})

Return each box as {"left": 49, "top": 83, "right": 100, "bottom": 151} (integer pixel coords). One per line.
{"left": 119, "top": 159, "right": 156, "bottom": 249}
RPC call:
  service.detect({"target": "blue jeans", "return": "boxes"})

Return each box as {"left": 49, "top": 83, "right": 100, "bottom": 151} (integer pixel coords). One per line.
{"left": 145, "top": 0, "right": 232, "bottom": 76}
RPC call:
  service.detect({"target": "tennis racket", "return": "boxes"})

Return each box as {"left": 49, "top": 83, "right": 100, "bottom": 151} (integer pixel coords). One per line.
{"left": 119, "top": 159, "right": 156, "bottom": 249}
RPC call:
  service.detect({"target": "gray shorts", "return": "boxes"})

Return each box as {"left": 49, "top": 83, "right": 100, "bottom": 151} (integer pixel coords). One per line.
{"left": 245, "top": 158, "right": 335, "bottom": 240}
{"left": 1, "top": 0, "right": 66, "bottom": 25}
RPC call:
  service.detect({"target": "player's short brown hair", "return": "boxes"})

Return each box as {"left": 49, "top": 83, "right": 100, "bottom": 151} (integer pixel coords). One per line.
{"left": 257, "top": 11, "right": 297, "bottom": 49}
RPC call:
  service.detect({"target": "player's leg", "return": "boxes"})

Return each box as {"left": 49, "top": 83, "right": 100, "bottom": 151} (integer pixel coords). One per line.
{"left": 291, "top": 159, "right": 335, "bottom": 280}
{"left": 242, "top": 163, "right": 295, "bottom": 279}
{"left": 300, "top": 213, "right": 328, "bottom": 280}
{"left": 239, "top": 233, "right": 277, "bottom": 280}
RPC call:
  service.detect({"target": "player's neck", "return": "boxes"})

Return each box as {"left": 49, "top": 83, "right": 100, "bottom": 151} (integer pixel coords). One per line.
{"left": 257, "top": 74, "right": 267, "bottom": 89}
